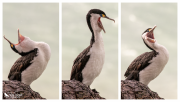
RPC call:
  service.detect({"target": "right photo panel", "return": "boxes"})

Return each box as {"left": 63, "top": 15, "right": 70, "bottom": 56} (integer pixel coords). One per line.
{"left": 121, "top": 3, "right": 177, "bottom": 99}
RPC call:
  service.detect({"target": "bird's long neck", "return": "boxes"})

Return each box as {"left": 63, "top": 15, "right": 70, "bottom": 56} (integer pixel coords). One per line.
{"left": 94, "top": 30, "right": 103, "bottom": 41}
{"left": 90, "top": 33, "right": 95, "bottom": 46}
{"left": 36, "top": 42, "right": 51, "bottom": 62}
{"left": 91, "top": 30, "right": 104, "bottom": 50}
{"left": 154, "top": 42, "right": 169, "bottom": 56}
{"left": 90, "top": 30, "right": 104, "bottom": 48}
{"left": 90, "top": 18, "right": 103, "bottom": 46}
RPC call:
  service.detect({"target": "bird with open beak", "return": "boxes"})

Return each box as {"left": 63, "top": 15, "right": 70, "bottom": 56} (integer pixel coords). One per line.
{"left": 4, "top": 29, "right": 51, "bottom": 85}
{"left": 70, "top": 9, "right": 115, "bottom": 92}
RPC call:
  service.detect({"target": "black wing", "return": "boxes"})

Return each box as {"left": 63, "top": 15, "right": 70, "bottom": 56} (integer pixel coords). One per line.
{"left": 70, "top": 45, "right": 91, "bottom": 82}
{"left": 124, "top": 51, "right": 158, "bottom": 81}
{"left": 8, "top": 48, "right": 38, "bottom": 81}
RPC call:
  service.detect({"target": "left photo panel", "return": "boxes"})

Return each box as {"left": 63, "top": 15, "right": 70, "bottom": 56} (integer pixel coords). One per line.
{"left": 3, "top": 3, "right": 59, "bottom": 99}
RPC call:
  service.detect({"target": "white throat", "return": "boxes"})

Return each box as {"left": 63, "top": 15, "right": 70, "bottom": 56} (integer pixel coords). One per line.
{"left": 90, "top": 14, "right": 102, "bottom": 33}
{"left": 90, "top": 14, "right": 104, "bottom": 45}
{"left": 82, "top": 31, "right": 105, "bottom": 86}
{"left": 82, "top": 16, "right": 105, "bottom": 86}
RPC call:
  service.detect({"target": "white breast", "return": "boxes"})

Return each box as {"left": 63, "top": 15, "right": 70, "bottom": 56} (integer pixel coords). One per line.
{"left": 21, "top": 42, "right": 51, "bottom": 85}
{"left": 139, "top": 44, "right": 169, "bottom": 85}
{"left": 82, "top": 32, "right": 105, "bottom": 86}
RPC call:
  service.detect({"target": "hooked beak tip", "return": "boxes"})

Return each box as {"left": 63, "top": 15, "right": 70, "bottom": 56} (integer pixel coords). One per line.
{"left": 153, "top": 25, "right": 157, "bottom": 29}
{"left": 113, "top": 20, "right": 115, "bottom": 23}
{"left": 105, "top": 16, "right": 115, "bottom": 23}
{"left": 151, "top": 25, "right": 157, "bottom": 32}
{"left": 3, "top": 35, "right": 13, "bottom": 44}
{"left": 18, "top": 28, "right": 19, "bottom": 35}
{"left": 18, "top": 28, "right": 20, "bottom": 35}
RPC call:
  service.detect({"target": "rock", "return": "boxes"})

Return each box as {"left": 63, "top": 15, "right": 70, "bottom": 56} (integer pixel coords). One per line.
{"left": 121, "top": 80, "right": 164, "bottom": 99}
{"left": 62, "top": 80, "right": 105, "bottom": 99}
{"left": 3, "top": 80, "right": 45, "bottom": 99}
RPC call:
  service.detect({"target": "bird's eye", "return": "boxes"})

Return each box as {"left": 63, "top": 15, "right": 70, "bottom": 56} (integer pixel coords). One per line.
{"left": 101, "top": 14, "right": 105, "bottom": 17}
{"left": 148, "top": 29, "right": 152, "bottom": 32}
{"left": 11, "top": 44, "right": 14, "bottom": 48}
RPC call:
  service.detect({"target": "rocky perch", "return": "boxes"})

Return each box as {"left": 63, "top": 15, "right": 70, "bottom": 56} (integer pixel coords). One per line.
{"left": 121, "top": 80, "right": 164, "bottom": 99}
{"left": 3, "top": 79, "right": 163, "bottom": 99}
{"left": 62, "top": 80, "right": 105, "bottom": 99}
{"left": 3, "top": 80, "right": 45, "bottom": 99}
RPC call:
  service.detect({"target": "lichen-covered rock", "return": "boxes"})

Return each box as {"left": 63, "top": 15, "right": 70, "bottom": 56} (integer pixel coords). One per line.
{"left": 3, "top": 80, "right": 45, "bottom": 99}
{"left": 62, "top": 80, "right": 105, "bottom": 99}
{"left": 121, "top": 80, "right": 164, "bottom": 99}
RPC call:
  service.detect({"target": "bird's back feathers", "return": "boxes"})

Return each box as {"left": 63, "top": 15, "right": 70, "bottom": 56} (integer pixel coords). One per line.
{"left": 70, "top": 45, "right": 91, "bottom": 82}
{"left": 8, "top": 48, "right": 38, "bottom": 81}
{"left": 124, "top": 51, "right": 159, "bottom": 80}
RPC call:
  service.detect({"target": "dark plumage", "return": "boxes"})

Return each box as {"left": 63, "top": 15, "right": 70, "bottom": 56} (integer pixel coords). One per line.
{"left": 8, "top": 48, "right": 38, "bottom": 81}
{"left": 124, "top": 25, "right": 169, "bottom": 85}
{"left": 70, "top": 46, "right": 91, "bottom": 82}
{"left": 124, "top": 51, "right": 159, "bottom": 81}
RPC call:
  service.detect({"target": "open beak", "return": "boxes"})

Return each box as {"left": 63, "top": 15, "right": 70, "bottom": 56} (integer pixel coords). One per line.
{"left": 18, "top": 29, "right": 25, "bottom": 43}
{"left": 4, "top": 35, "right": 18, "bottom": 53}
{"left": 4, "top": 35, "right": 14, "bottom": 45}
{"left": 97, "top": 16, "right": 115, "bottom": 33}
{"left": 4, "top": 28, "right": 25, "bottom": 49}
{"left": 97, "top": 17, "right": 106, "bottom": 33}
{"left": 4, "top": 29, "right": 25, "bottom": 54}
{"left": 149, "top": 25, "right": 156, "bottom": 33}
{"left": 146, "top": 25, "right": 156, "bottom": 43}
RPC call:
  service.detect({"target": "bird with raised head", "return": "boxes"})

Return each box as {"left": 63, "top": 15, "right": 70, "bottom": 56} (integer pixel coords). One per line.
{"left": 4, "top": 29, "right": 51, "bottom": 85}
{"left": 124, "top": 25, "right": 169, "bottom": 85}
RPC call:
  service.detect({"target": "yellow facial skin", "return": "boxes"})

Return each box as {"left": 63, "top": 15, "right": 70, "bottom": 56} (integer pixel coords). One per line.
{"left": 102, "top": 14, "right": 105, "bottom": 17}
{"left": 149, "top": 29, "right": 152, "bottom": 32}
{"left": 11, "top": 44, "right": 13, "bottom": 48}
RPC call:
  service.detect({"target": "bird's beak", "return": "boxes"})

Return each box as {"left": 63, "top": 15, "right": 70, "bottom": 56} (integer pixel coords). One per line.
{"left": 4, "top": 35, "right": 14, "bottom": 45}
{"left": 3, "top": 35, "right": 19, "bottom": 53}
{"left": 97, "top": 17, "right": 106, "bottom": 33}
{"left": 4, "top": 29, "right": 18, "bottom": 52}
{"left": 4, "top": 29, "right": 24, "bottom": 54}
{"left": 150, "top": 25, "right": 156, "bottom": 32}
{"left": 4, "top": 29, "right": 25, "bottom": 45}
{"left": 18, "top": 29, "right": 25, "bottom": 43}
{"left": 146, "top": 25, "right": 156, "bottom": 43}
{"left": 97, "top": 16, "right": 115, "bottom": 33}
{"left": 4, "top": 29, "right": 25, "bottom": 49}
{"left": 105, "top": 16, "right": 115, "bottom": 23}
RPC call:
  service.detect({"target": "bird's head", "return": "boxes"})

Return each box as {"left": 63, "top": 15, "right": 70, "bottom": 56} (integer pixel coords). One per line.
{"left": 142, "top": 25, "right": 157, "bottom": 50}
{"left": 4, "top": 29, "right": 36, "bottom": 56}
{"left": 86, "top": 9, "right": 115, "bottom": 33}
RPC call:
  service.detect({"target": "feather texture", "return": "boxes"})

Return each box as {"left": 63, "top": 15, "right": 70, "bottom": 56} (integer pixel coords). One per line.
{"left": 70, "top": 46, "right": 91, "bottom": 82}
{"left": 8, "top": 48, "right": 38, "bottom": 81}
{"left": 124, "top": 51, "right": 159, "bottom": 81}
